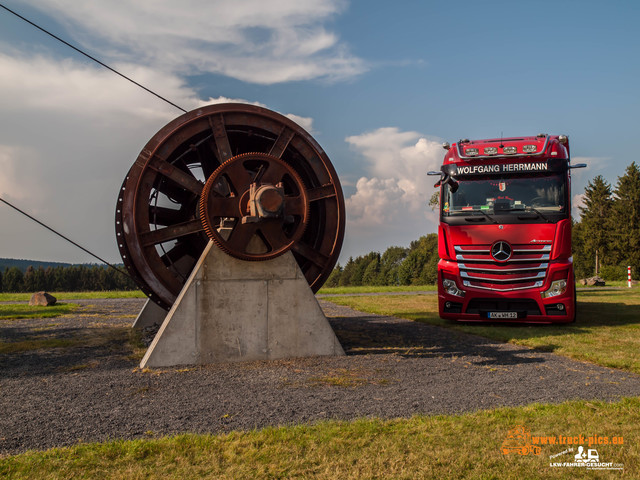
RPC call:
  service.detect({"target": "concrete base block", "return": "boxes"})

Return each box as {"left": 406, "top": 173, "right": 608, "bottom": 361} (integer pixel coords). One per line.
{"left": 140, "top": 241, "right": 344, "bottom": 368}
{"left": 132, "top": 298, "right": 167, "bottom": 329}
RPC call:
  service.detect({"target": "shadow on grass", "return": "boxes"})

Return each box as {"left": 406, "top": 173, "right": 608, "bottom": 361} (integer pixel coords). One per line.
{"left": 0, "top": 324, "right": 143, "bottom": 379}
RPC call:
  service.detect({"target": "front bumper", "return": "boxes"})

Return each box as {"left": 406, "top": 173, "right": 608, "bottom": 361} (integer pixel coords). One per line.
{"left": 438, "top": 259, "right": 575, "bottom": 324}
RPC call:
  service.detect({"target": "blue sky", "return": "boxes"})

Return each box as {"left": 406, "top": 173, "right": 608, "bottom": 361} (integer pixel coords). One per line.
{"left": 0, "top": 0, "right": 638, "bottom": 265}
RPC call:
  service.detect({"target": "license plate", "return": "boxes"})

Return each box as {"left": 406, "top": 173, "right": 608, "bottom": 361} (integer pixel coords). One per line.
{"left": 488, "top": 311, "right": 518, "bottom": 319}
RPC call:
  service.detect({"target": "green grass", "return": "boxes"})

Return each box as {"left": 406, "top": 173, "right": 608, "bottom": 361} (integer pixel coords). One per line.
{"left": 317, "top": 284, "right": 436, "bottom": 295}
{"left": 325, "top": 287, "right": 640, "bottom": 374}
{"left": 1, "top": 397, "right": 636, "bottom": 479}
{"left": 0, "top": 290, "right": 145, "bottom": 302}
{"left": 0, "top": 303, "right": 78, "bottom": 320}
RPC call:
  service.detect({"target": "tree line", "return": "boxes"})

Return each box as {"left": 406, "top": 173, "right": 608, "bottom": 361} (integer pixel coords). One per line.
{"left": 573, "top": 161, "right": 640, "bottom": 280}
{"left": 325, "top": 234, "right": 439, "bottom": 287}
{"left": 0, "top": 264, "right": 137, "bottom": 293}
{"left": 328, "top": 161, "right": 640, "bottom": 287}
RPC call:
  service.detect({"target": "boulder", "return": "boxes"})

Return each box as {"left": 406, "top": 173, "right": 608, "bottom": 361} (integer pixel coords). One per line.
{"left": 585, "top": 276, "right": 606, "bottom": 287}
{"left": 29, "top": 292, "right": 57, "bottom": 306}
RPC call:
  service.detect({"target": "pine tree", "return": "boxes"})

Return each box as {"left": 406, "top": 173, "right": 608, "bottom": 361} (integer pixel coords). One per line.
{"left": 576, "top": 175, "right": 613, "bottom": 275}
{"left": 3, "top": 267, "right": 24, "bottom": 292}
{"left": 610, "top": 162, "right": 640, "bottom": 270}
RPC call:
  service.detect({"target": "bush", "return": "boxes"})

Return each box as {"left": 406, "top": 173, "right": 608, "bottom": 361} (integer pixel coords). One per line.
{"left": 598, "top": 264, "right": 631, "bottom": 281}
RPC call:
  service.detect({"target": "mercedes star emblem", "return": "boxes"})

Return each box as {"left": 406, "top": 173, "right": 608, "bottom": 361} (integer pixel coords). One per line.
{"left": 491, "top": 241, "right": 512, "bottom": 261}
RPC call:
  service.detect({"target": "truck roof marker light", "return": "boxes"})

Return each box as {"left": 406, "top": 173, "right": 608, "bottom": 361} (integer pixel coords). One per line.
{"left": 558, "top": 135, "right": 568, "bottom": 144}
{"left": 465, "top": 148, "right": 479, "bottom": 156}
{"left": 484, "top": 147, "right": 498, "bottom": 155}
{"left": 503, "top": 146, "right": 517, "bottom": 154}
{"left": 442, "top": 142, "right": 451, "bottom": 150}
{"left": 523, "top": 144, "right": 537, "bottom": 153}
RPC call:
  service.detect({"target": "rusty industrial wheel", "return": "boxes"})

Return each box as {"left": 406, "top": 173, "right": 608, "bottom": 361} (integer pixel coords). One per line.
{"left": 116, "top": 103, "right": 345, "bottom": 309}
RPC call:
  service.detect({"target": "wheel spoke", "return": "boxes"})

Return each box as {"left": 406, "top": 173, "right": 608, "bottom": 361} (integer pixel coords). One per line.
{"left": 149, "top": 206, "right": 185, "bottom": 226}
{"left": 291, "top": 242, "right": 329, "bottom": 267}
{"left": 284, "top": 195, "right": 306, "bottom": 216}
{"left": 259, "top": 222, "right": 291, "bottom": 251}
{"left": 269, "top": 126, "right": 295, "bottom": 158}
{"left": 159, "top": 241, "right": 190, "bottom": 266}
{"left": 308, "top": 184, "right": 337, "bottom": 202}
{"left": 148, "top": 156, "right": 204, "bottom": 195}
{"left": 260, "top": 162, "right": 288, "bottom": 185}
{"left": 207, "top": 196, "right": 242, "bottom": 218}
{"left": 140, "top": 219, "right": 204, "bottom": 246}
{"left": 209, "top": 113, "right": 232, "bottom": 162}
{"left": 201, "top": 137, "right": 221, "bottom": 178}
{"left": 226, "top": 223, "right": 258, "bottom": 253}
{"left": 224, "top": 160, "right": 253, "bottom": 196}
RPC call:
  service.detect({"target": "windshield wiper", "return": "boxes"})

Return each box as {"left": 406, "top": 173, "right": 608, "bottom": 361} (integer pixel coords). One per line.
{"left": 524, "top": 207, "right": 553, "bottom": 223}
{"left": 464, "top": 210, "right": 498, "bottom": 224}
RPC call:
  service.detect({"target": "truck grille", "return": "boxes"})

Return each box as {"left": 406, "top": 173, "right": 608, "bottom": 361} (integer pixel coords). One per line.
{"left": 454, "top": 244, "right": 550, "bottom": 291}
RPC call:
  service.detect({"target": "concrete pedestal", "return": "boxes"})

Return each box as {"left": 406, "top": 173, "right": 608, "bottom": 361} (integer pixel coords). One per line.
{"left": 132, "top": 299, "right": 166, "bottom": 329}
{"left": 140, "top": 241, "right": 344, "bottom": 368}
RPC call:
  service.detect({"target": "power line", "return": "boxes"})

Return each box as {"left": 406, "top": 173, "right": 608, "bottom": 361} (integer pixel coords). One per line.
{"left": 0, "top": 3, "right": 187, "bottom": 113}
{"left": 0, "top": 195, "right": 136, "bottom": 282}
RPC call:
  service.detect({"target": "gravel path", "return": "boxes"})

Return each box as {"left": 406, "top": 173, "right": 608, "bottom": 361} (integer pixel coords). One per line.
{"left": 1, "top": 297, "right": 640, "bottom": 456}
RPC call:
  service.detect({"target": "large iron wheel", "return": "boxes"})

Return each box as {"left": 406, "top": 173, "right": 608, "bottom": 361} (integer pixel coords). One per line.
{"left": 115, "top": 103, "right": 345, "bottom": 309}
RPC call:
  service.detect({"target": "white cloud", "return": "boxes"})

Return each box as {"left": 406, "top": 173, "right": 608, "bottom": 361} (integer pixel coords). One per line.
{"left": 20, "top": 0, "right": 365, "bottom": 84}
{"left": 341, "top": 127, "right": 443, "bottom": 257}
{"left": 0, "top": 53, "right": 314, "bottom": 262}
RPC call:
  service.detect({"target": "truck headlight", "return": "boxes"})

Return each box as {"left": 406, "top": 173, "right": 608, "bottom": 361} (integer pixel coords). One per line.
{"left": 443, "top": 278, "right": 465, "bottom": 297}
{"left": 541, "top": 279, "right": 567, "bottom": 298}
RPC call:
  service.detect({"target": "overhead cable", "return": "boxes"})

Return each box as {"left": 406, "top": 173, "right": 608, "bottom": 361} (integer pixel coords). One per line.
{"left": 0, "top": 195, "right": 135, "bottom": 281}
{"left": 0, "top": 3, "right": 187, "bottom": 113}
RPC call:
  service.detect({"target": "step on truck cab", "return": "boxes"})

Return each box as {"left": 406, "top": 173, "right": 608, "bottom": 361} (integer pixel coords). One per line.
{"left": 429, "top": 134, "right": 585, "bottom": 323}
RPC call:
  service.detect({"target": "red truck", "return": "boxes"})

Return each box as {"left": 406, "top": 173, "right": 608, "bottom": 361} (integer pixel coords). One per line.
{"left": 429, "top": 134, "right": 585, "bottom": 323}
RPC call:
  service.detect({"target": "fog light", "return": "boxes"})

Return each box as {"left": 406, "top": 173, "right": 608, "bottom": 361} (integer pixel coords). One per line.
{"left": 445, "top": 301, "right": 451, "bottom": 308}
{"left": 557, "top": 303, "right": 565, "bottom": 311}
{"left": 541, "top": 279, "right": 567, "bottom": 298}
{"left": 484, "top": 147, "right": 498, "bottom": 155}
{"left": 465, "top": 148, "right": 479, "bottom": 156}
{"left": 443, "top": 278, "right": 465, "bottom": 297}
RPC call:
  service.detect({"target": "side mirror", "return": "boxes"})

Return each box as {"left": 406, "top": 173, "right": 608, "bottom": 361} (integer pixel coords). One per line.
{"left": 569, "top": 163, "right": 587, "bottom": 169}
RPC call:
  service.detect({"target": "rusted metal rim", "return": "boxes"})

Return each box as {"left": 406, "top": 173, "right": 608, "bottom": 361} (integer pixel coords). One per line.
{"left": 115, "top": 103, "right": 345, "bottom": 309}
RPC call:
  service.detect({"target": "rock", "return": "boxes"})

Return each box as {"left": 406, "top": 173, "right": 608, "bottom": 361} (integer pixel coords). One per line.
{"left": 585, "top": 276, "right": 606, "bottom": 287}
{"left": 29, "top": 292, "right": 57, "bottom": 306}
{"left": 579, "top": 279, "right": 587, "bottom": 286}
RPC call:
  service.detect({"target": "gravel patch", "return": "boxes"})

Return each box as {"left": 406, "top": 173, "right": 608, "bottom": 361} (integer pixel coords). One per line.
{"left": 1, "top": 297, "right": 639, "bottom": 455}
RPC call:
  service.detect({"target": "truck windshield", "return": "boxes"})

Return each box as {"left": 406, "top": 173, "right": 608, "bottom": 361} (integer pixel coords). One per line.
{"left": 442, "top": 173, "right": 566, "bottom": 217}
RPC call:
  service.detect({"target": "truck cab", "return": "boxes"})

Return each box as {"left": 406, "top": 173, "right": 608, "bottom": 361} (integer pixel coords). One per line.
{"left": 431, "top": 134, "right": 584, "bottom": 323}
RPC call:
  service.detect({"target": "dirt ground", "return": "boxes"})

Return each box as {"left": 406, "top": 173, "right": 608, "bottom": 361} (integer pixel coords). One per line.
{"left": 2, "top": 297, "right": 640, "bottom": 455}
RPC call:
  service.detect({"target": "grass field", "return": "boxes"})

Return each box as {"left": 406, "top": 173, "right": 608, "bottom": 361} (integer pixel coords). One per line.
{"left": 1, "top": 397, "right": 636, "bottom": 479}
{"left": 326, "top": 286, "right": 640, "bottom": 375}
{"left": 317, "top": 284, "right": 437, "bottom": 295}
{"left": 0, "top": 290, "right": 145, "bottom": 302}
{"left": 0, "top": 303, "right": 78, "bottom": 320}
